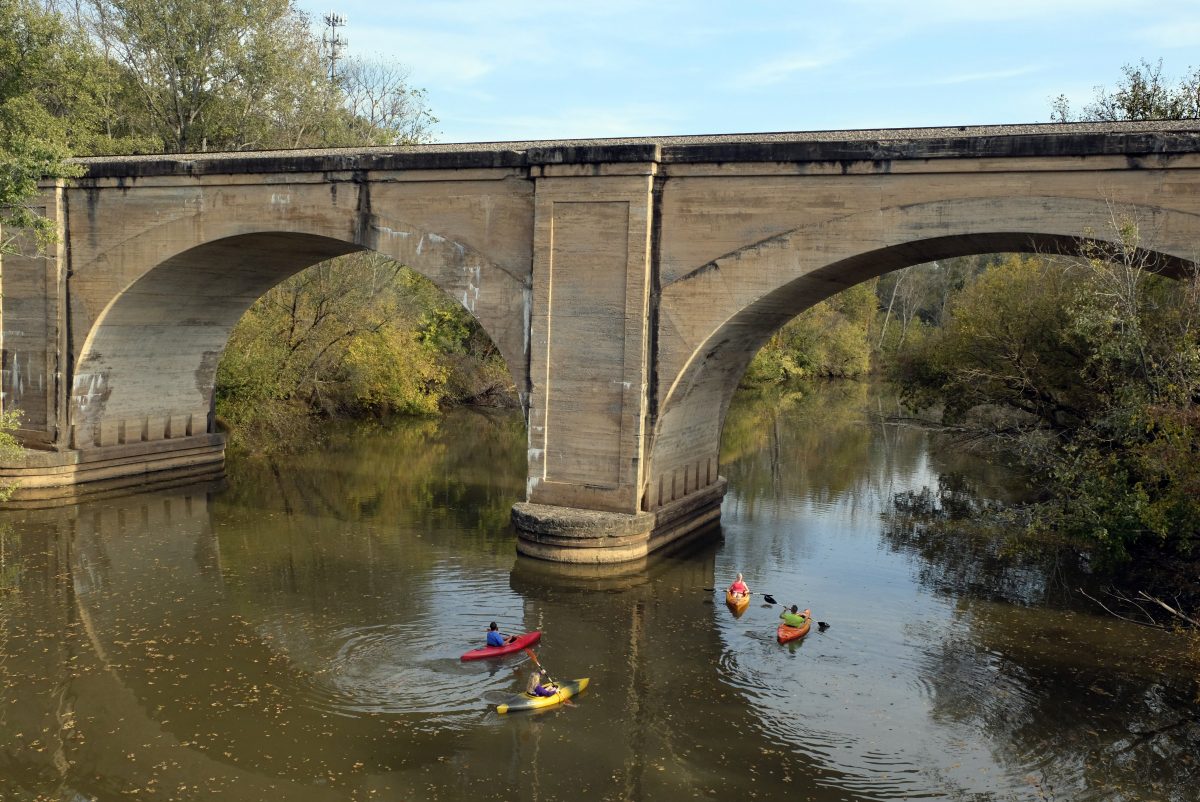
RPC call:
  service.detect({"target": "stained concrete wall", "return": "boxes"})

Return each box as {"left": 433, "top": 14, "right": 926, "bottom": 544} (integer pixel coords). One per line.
{"left": 0, "top": 183, "right": 67, "bottom": 447}
{"left": 525, "top": 162, "right": 656, "bottom": 514}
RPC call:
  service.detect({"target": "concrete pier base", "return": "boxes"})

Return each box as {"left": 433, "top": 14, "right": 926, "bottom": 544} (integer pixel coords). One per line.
{"left": 513, "top": 478, "right": 727, "bottom": 563}
{"left": 0, "top": 434, "right": 226, "bottom": 508}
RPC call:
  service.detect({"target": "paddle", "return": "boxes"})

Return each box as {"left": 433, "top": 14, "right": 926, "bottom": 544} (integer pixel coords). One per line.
{"left": 523, "top": 648, "right": 557, "bottom": 683}
{"left": 703, "top": 588, "right": 777, "bottom": 605}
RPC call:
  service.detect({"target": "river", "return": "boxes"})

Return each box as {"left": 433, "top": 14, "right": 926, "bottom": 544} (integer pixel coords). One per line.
{"left": 0, "top": 382, "right": 1196, "bottom": 801}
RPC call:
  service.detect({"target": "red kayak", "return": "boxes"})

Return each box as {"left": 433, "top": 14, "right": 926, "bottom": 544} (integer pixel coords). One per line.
{"left": 460, "top": 630, "right": 542, "bottom": 661}
{"left": 777, "top": 609, "right": 812, "bottom": 644}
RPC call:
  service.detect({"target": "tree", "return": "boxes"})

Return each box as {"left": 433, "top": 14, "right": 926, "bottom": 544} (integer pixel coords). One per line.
{"left": 337, "top": 58, "right": 437, "bottom": 145}
{"left": 78, "top": 0, "right": 437, "bottom": 152}
{"left": 743, "top": 279, "right": 877, "bottom": 386}
{"left": 1051, "top": 58, "right": 1200, "bottom": 122}
{"left": 214, "top": 252, "right": 512, "bottom": 451}
{"left": 892, "top": 254, "right": 1091, "bottom": 429}
{"left": 0, "top": 0, "right": 80, "bottom": 252}
{"left": 891, "top": 235, "right": 1200, "bottom": 561}
{"left": 875, "top": 256, "right": 998, "bottom": 356}
{"left": 84, "top": 0, "right": 323, "bottom": 151}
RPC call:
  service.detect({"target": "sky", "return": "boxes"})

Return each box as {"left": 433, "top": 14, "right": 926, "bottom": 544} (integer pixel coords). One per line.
{"left": 294, "top": 0, "right": 1200, "bottom": 144}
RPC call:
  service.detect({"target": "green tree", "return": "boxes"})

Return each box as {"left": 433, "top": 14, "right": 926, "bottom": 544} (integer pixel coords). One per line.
{"left": 1051, "top": 58, "right": 1200, "bottom": 122}
{"left": 215, "top": 262, "right": 457, "bottom": 430}
{"left": 743, "top": 279, "right": 877, "bottom": 386}
{"left": 892, "top": 254, "right": 1090, "bottom": 429}
{"left": 891, "top": 238, "right": 1200, "bottom": 560}
{"left": 78, "top": 0, "right": 434, "bottom": 152}
{"left": 85, "top": 0, "right": 333, "bottom": 151}
{"left": 875, "top": 255, "right": 998, "bottom": 355}
{"left": 0, "top": 0, "right": 81, "bottom": 252}
{"left": 214, "top": 254, "right": 513, "bottom": 451}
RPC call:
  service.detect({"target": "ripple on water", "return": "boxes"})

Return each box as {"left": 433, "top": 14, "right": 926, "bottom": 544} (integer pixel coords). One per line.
{"left": 286, "top": 572, "right": 535, "bottom": 728}
{"left": 713, "top": 603, "right": 992, "bottom": 801}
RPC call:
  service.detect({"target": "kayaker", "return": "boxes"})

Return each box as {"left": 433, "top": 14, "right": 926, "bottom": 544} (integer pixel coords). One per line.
{"left": 526, "top": 668, "right": 558, "bottom": 698}
{"left": 486, "top": 621, "right": 516, "bottom": 647}
{"left": 779, "top": 605, "right": 808, "bottom": 627}
{"left": 727, "top": 573, "right": 750, "bottom": 599}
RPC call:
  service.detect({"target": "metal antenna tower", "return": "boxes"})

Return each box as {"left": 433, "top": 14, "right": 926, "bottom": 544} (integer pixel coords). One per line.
{"left": 322, "top": 12, "right": 348, "bottom": 82}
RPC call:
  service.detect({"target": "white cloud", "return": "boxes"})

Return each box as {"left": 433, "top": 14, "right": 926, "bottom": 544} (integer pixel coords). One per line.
{"left": 844, "top": 0, "right": 1134, "bottom": 23}
{"left": 728, "top": 50, "right": 852, "bottom": 90}
{"left": 1136, "top": 19, "right": 1200, "bottom": 49}
{"left": 925, "top": 66, "right": 1042, "bottom": 86}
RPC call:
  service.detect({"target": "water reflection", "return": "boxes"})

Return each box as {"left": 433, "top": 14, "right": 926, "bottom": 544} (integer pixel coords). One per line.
{"left": 881, "top": 470, "right": 1200, "bottom": 801}
{"left": 0, "top": 392, "right": 1196, "bottom": 801}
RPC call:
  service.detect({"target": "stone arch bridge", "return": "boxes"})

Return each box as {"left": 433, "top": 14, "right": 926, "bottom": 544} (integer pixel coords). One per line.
{"left": 4, "top": 121, "right": 1200, "bottom": 562}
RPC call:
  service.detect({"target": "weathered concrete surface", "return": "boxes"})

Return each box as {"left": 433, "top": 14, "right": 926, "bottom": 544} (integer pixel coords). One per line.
{"left": 512, "top": 478, "right": 725, "bottom": 563}
{"left": 5, "top": 121, "right": 1200, "bottom": 561}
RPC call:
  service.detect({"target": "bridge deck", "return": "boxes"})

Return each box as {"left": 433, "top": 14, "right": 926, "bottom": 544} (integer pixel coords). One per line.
{"left": 73, "top": 120, "right": 1200, "bottom": 178}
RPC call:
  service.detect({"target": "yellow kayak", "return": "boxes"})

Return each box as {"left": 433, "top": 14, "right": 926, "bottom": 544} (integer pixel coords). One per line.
{"left": 726, "top": 590, "right": 750, "bottom": 615}
{"left": 495, "top": 678, "right": 589, "bottom": 714}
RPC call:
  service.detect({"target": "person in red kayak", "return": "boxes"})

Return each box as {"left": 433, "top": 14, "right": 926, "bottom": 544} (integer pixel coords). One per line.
{"left": 486, "top": 621, "right": 516, "bottom": 648}
{"left": 727, "top": 573, "right": 750, "bottom": 598}
{"left": 779, "top": 605, "right": 809, "bottom": 627}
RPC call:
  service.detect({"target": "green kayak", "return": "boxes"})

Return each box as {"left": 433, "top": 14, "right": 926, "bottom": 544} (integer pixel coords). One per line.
{"left": 495, "top": 678, "right": 589, "bottom": 714}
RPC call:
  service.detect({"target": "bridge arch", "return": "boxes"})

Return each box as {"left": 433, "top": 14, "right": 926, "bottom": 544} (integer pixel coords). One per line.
{"left": 645, "top": 196, "right": 1200, "bottom": 511}
{"left": 68, "top": 210, "right": 531, "bottom": 449}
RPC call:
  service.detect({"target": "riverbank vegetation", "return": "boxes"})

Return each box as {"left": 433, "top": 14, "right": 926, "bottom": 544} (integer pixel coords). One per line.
{"left": 743, "top": 281, "right": 878, "bottom": 383}
{"left": 886, "top": 221, "right": 1200, "bottom": 614}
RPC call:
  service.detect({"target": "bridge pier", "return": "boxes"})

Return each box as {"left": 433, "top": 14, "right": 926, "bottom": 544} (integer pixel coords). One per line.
{"left": 513, "top": 157, "right": 663, "bottom": 560}
{"left": 509, "top": 155, "right": 730, "bottom": 562}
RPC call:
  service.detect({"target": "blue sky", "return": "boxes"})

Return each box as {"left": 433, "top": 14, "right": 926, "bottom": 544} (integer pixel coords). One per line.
{"left": 295, "top": 0, "right": 1200, "bottom": 143}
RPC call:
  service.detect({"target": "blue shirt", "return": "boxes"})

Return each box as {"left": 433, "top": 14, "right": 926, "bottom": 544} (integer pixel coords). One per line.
{"left": 486, "top": 630, "right": 505, "bottom": 647}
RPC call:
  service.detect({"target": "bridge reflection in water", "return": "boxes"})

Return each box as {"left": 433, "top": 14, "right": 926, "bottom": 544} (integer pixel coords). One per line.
{"left": 1, "top": 397, "right": 1196, "bottom": 800}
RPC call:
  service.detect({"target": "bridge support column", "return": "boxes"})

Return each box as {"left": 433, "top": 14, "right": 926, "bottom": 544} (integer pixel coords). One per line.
{"left": 513, "top": 477, "right": 726, "bottom": 564}
{"left": 512, "top": 155, "right": 724, "bottom": 563}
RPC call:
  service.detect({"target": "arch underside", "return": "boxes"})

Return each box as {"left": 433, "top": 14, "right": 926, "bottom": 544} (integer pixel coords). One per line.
{"left": 70, "top": 222, "right": 530, "bottom": 450}
{"left": 645, "top": 196, "right": 1200, "bottom": 512}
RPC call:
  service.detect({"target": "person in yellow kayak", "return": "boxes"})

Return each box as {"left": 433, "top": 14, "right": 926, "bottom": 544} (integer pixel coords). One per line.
{"left": 727, "top": 573, "right": 750, "bottom": 599}
{"left": 779, "top": 605, "right": 808, "bottom": 627}
{"left": 525, "top": 668, "right": 558, "bottom": 697}
{"left": 486, "top": 621, "right": 516, "bottom": 647}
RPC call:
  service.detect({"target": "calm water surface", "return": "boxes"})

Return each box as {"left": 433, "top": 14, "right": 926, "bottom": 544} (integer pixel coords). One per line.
{"left": 1, "top": 384, "right": 1196, "bottom": 801}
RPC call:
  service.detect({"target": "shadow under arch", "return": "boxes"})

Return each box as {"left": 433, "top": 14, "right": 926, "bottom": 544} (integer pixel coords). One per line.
{"left": 69, "top": 220, "right": 530, "bottom": 448}
{"left": 646, "top": 195, "right": 1200, "bottom": 511}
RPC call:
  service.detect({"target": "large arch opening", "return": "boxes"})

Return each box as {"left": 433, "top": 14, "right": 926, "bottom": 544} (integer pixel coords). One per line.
{"left": 647, "top": 199, "right": 1200, "bottom": 513}
{"left": 69, "top": 225, "right": 529, "bottom": 451}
